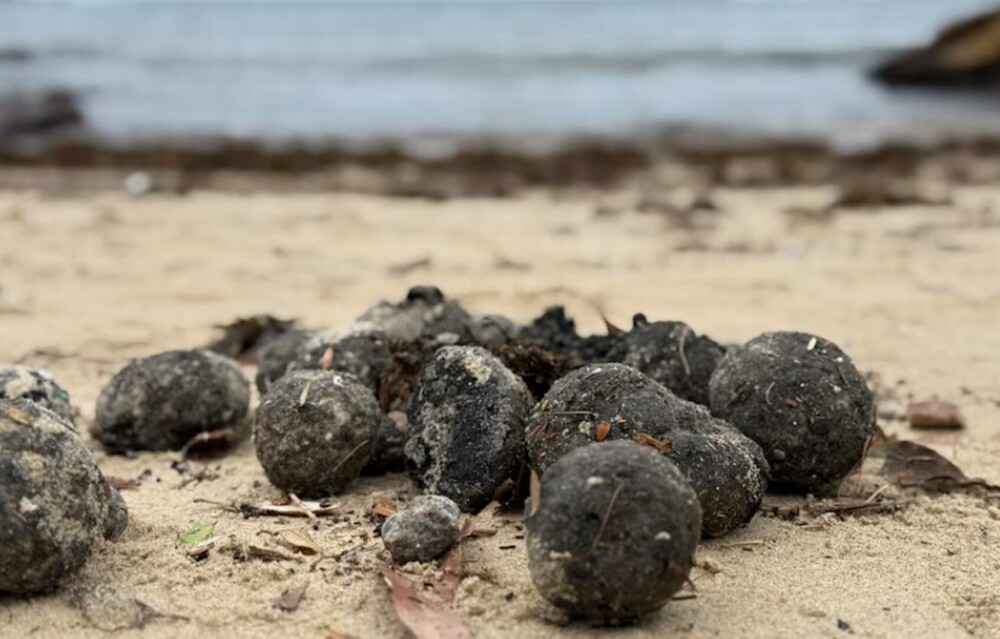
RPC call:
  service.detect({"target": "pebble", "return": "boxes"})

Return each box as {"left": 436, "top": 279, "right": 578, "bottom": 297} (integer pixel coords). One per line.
{"left": 381, "top": 495, "right": 462, "bottom": 564}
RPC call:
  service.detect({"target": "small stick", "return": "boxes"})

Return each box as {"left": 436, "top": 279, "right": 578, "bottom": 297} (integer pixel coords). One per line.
{"left": 719, "top": 540, "right": 764, "bottom": 549}
{"left": 677, "top": 327, "right": 692, "bottom": 377}
{"left": 329, "top": 439, "right": 370, "bottom": 478}
{"left": 591, "top": 480, "right": 625, "bottom": 551}
{"left": 288, "top": 493, "right": 316, "bottom": 520}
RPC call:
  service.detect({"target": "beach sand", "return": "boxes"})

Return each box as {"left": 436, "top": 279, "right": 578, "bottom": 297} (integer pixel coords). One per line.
{"left": 1, "top": 180, "right": 999, "bottom": 638}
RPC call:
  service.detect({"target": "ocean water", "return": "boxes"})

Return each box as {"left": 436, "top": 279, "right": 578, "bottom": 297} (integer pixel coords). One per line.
{"left": 2, "top": 0, "right": 1000, "bottom": 147}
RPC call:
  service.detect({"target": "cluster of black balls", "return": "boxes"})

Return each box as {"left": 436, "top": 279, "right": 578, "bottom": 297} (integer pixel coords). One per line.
{"left": 3, "top": 286, "right": 876, "bottom": 625}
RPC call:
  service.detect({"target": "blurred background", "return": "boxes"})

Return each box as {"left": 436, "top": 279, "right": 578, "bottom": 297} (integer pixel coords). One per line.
{"left": 4, "top": 0, "right": 1000, "bottom": 162}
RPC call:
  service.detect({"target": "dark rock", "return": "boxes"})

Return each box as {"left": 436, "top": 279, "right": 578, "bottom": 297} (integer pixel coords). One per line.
{"left": 526, "top": 441, "right": 701, "bottom": 625}
{"left": 873, "top": 10, "right": 1000, "bottom": 87}
{"left": 607, "top": 315, "right": 726, "bottom": 405}
{"left": 709, "top": 331, "right": 875, "bottom": 493}
{"left": 381, "top": 495, "right": 461, "bottom": 564}
{"left": 405, "top": 346, "right": 532, "bottom": 512}
{"left": 526, "top": 363, "right": 768, "bottom": 537}
{"left": 0, "top": 366, "right": 74, "bottom": 424}
{"left": 0, "top": 399, "right": 126, "bottom": 594}
{"left": 94, "top": 350, "right": 250, "bottom": 453}
{"left": 255, "top": 328, "right": 314, "bottom": 394}
{"left": 254, "top": 370, "right": 380, "bottom": 496}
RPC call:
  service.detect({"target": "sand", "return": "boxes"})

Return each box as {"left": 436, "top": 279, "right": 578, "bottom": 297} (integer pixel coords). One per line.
{"left": 1, "top": 181, "right": 999, "bottom": 639}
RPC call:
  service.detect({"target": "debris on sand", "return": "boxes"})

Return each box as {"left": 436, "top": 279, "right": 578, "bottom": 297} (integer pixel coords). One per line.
{"left": 380, "top": 566, "right": 472, "bottom": 639}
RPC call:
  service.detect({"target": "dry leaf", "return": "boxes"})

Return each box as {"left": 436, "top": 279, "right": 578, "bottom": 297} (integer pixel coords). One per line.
{"left": 379, "top": 567, "right": 472, "bottom": 639}
{"left": 601, "top": 315, "right": 624, "bottom": 336}
{"left": 529, "top": 469, "right": 541, "bottom": 516}
{"left": 882, "top": 440, "right": 969, "bottom": 490}
{"left": 372, "top": 495, "right": 397, "bottom": 518}
{"left": 907, "top": 400, "right": 965, "bottom": 430}
{"left": 632, "top": 432, "right": 672, "bottom": 454}
{"left": 225, "top": 543, "right": 302, "bottom": 563}
{"left": 272, "top": 583, "right": 308, "bottom": 612}
{"left": 432, "top": 543, "right": 464, "bottom": 603}
{"left": 271, "top": 529, "right": 323, "bottom": 556}
{"left": 595, "top": 421, "right": 611, "bottom": 441}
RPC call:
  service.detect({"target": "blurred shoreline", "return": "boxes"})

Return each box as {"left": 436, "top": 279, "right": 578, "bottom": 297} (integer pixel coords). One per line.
{"left": 3, "top": 128, "right": 1000, "bottom": 197}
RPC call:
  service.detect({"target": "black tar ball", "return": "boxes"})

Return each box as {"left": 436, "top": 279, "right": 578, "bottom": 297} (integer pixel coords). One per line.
{"left": 607, "top": 315, "right": 726, "bottom": 406}
{"left": 254, "top": 370, "right": 381, "bottom": 496}
{"left": 293, "top": 325, "right": 391, "bottom": 393}
{"left": 526, "top": 440, "right": 701, "bottom": 625}
{"left": 0, "top": 366, "right": 74, "bottom": 425}
{"left": 94, "top": 350, "right": 250, "bottom": 452}
{"left": 0, "top": 399, "right": 127, "bottom": 594}
{"left": 255, "top": 328, "right": 314, "bottom": 394}
{"left": 405, "top": 346, "right": 531, "bottom": 512}
{"left": 709, "top": 331, "right": 876, "bottom": 493}
{"left": 526, "top": 363, "right": 768, "bottom": 537}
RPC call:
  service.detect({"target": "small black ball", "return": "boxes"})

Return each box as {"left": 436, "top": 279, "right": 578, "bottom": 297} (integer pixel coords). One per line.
{"left": 526, "top": 441, "right": 701, "bottom": 625}
{"left": 709, "top": 331, "right": 876, "bottom": 493}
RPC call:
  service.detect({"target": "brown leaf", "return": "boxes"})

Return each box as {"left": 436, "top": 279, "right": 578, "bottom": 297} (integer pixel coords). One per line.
{"left": 372, "top": 495, "right": 397, "bottom": 518}
{"left": 601, "top": 315, "right": 624, "bottom": 336}
{"left": 880, "top": 440, "right": 999, "bottom": 493}
{"left": 632, "top": 432, "right": 672, "bottom": 454}
{"left": 272, "top": 583, "right": 308, "bottom": 612}
{"left": 595, "top": 421, "right": 611, "bottom": 441}
{"left": 271, "top": 529, "right": 323, "bottom": 556}
{"left": 907, "top": 400, "right": 965, "bottom": 430}
{"left": 432, "top": 543, "right": 464, "bottom": 603}
{"left": 379, "top": 567, "right": 472, "bottom": 639}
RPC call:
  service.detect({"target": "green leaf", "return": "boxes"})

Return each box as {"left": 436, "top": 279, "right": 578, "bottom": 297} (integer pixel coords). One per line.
{"left": 180, "top": 522, "right": 215, "bottom": 545}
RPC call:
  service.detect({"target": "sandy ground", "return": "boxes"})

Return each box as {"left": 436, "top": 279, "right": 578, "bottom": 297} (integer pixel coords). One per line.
{"left": 1, "top": 180, "right": 999, "bottom": 639}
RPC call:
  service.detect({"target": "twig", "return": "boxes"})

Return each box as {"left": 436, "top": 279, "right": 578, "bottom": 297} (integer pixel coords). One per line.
{"left": 677, "top": 327, "right": 692, "bottom": 377}
{"left": 591, "top": 480, "right": 625, "bottom": 551}
{"left": 719, "top": 540, "right": 764, "bottom": 549}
